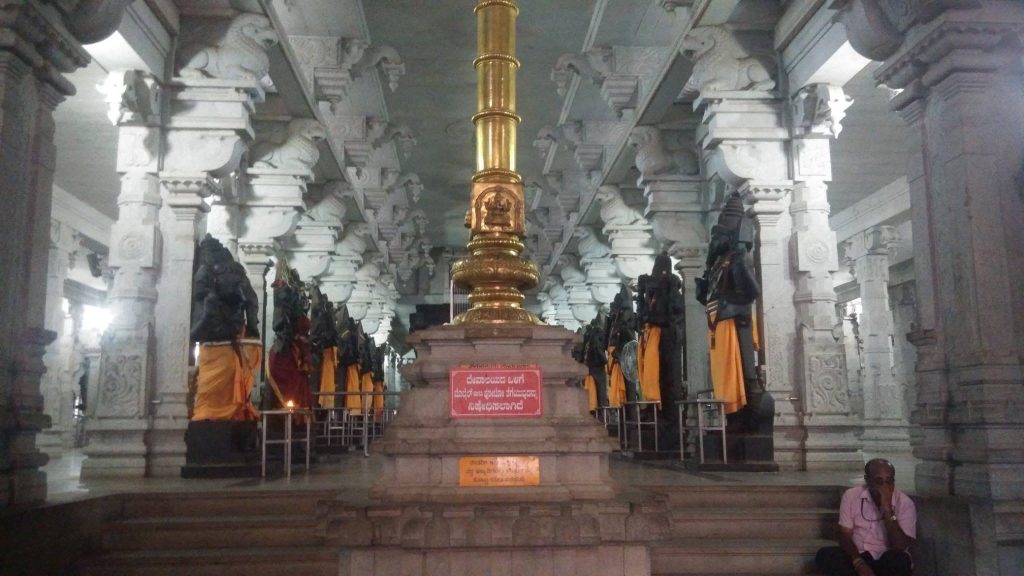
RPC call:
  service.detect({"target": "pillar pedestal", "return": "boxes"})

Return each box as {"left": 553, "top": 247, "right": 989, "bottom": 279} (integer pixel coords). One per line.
{"left": 373, "top": 325, "right": 617, "bottom": 503}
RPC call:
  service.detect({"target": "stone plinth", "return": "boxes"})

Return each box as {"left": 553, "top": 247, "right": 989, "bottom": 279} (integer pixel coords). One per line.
{"left": 372, "top": 324, "right": 617, "bottom": 503}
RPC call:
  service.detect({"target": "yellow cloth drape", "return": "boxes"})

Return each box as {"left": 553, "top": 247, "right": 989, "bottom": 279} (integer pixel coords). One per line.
{"left": 319, "top": 347, "right": 338, "bottom": 408}
{"left": 638, "top": 324, "right": 662, "bottom": 403}
{"left": 709, "top": 312, "right": 760, "bottom": 414}
{"left": 583, "top": 374, "right": 598, "bottom": 411}
{"left": 192, "top": 340, "right": 262, "bottom": 421}
{"left": 606, "top": 346, "right": 626, "bottom": 407}
{"left": 344, "top": 364, "right": 362, "bottom": 414}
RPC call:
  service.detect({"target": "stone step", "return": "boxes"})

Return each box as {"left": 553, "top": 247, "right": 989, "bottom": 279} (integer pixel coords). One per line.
{"left": 655, "top": 485, "right": 844, "bottom": 510}
{"left": 649, "top": 538, "right": 831, "bottom": 575}
{"left": 101, "top": 515, "right": 325, "bottom": 551}
{"left": 120, "top": 491, "right": 335, "bottom": 519}
{"left": 667, "top": 509, "right": 838, "bottom": 540}
{"left": 79, "top": 547, "right": 337, "bottom": 576}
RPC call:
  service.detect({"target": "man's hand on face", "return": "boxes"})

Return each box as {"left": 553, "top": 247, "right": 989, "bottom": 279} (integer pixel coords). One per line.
{"left": 865, "top": 460, "right": 897, "bottom": 513}
{"left": 877, "top": 481, "right": 895, "bottom": 513}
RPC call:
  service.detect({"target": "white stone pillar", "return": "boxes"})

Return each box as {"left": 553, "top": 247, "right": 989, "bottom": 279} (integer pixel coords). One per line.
{"left": 594, "top": 185, "right": 656, "bottom": 282}
{"left": 151, "top": 176, "right": 212, "bottom": 475}
{"left": 687, "top": 24, "right": 859, "bottom": 468}
{"left": 630, "top": 124, "right": 709, "bottom": 392}
{"left": 0, "top": 1, "right": 134, "bottom": 504}
{"left": 145, "top": 72, "right": 269, "bottom": 476}
{"left": 559, "top": 254, "right": 598, "bottom": 325}
{"left": 83, "top": 71, "right": 164, "bottom": 479}
{"left": 240, "top": 117, "right": 326, "bottom": 331}
{"left": 39, "top": 221, "right": 81, "bottom": 458}
{"left": 889, "top": 283, "right": 918, "bottom": 424}
{"left": 837, "top": 1, "right": 1024, "bottom": 565}
{"left": 844, "top": 225, "right": 911, "bottom": 465}
{"left": 789, "top": 84, "right": 861, "bottom": 469}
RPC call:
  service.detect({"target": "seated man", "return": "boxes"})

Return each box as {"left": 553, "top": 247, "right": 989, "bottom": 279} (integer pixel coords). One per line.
{"left": 816, "top": 459, "right": 916, "bottom": 576}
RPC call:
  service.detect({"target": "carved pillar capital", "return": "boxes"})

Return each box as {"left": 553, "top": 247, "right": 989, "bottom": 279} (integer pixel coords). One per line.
{"left": 792, "top": 84, "right": 854, "bottom": 139}
{"left": 288, "top": 35, "right": 368, "bottom": 105}
{"left": 680, "top": 25, "right": 777, "bottom": 99}
{"left": 628, "top": 125, "right": 700, "bottom": 186}
{"left": 177, "top": 13, "right": 279, "bottom": 82}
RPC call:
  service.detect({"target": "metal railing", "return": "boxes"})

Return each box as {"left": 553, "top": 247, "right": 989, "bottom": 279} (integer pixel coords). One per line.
{"left": 311, "top": 391, "right": 402, "bottom": 456}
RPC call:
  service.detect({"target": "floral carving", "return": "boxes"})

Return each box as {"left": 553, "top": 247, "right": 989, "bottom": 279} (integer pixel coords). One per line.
{"left": 96, "top": 353, "right": 144, "bottom": 418}
{"left": 807, "top": 353, "right": 850, "bottom": 413}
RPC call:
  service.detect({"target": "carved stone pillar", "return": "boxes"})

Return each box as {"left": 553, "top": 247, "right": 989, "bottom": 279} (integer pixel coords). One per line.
{"left": 288, "top": 223, "right": 337, "bottom": 283}
{"left": 557, "top": 254, "right": 597, "bottom": 325}
{"left": 150, "top": 177, "right": 211, "bottom": 475}
{"left": 145, "top": 44, "right": 272, "bottom": 475}
{"left": 889, "top": 283, "right": 918, "bottom": 425}
{"left": 836, "top": 1, "right": 1024, "bottom": 566}
{"left": 688, "top": 22, "right": 858, "bottom": 469}
{"left": 547, "top": 280, "right": 580, "bottom": 332}
{"left": 0, "top": 0, "right": 132, "bottom": 505}
{"left": 789, "top": 84, "right": 861, "bottom": 470}
{"left": 740, "top": 183, "right": 801, "bottom": 461}
{"left": 630, "top": 124, "right": 709, "bottom": 391}
{"left": 348, "top": 257, "right": 384, "bottom": 325}
{"left": 39, "top": 221, "right": 81, "bottom": 458}
{"left": 242, "top": 118, "right": 327, "bottom": 298}
{"left": 882, "top": 22, "right": 1024, "bottom": 501}
{"left": 83, "top": 70, "right": 163, "bottom": 479}
{"left": 322, "top": 223, "right": 370, "bottom": 305}
{"left": 582, "top": 257, "right": 620, "bottom": 312}
{"left": 594, "top": 186, "right": 656, "bottom": 280}
{"left": 844, "top": 225, "right": 911, "bottom": 465}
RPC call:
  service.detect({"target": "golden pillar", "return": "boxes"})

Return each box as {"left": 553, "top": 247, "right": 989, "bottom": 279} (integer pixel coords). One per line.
{"left": 451, "top": 0, "right": 541, "bottom": 324}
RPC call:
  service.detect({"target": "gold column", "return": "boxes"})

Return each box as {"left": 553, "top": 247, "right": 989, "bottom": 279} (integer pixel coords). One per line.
{"left": 451, "top": 0, "right": 540, "bottom": 324}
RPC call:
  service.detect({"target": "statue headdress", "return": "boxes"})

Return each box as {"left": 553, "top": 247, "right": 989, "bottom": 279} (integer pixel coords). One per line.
{"left": 714, "top": 192, "right": 745, "bottom": 234}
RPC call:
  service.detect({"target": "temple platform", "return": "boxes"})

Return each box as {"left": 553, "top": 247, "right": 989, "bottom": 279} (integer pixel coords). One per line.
{"left": 0, "top": 449, "right": 876, "bottom": 575}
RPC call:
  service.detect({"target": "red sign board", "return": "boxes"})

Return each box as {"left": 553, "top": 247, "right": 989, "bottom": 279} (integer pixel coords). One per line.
{"left": 449, "top": 366, "right": 543, "bottom": 418}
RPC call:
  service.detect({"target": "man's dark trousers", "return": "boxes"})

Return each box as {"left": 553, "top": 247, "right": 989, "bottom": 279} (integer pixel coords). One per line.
{"left": 816, "top": 546, "right": 912, "bottom": 576}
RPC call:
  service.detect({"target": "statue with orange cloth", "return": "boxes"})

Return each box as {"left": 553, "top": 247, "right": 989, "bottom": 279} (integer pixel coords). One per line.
{"left": 308, "top": 287, "right": 339, "bottom": 409}
{"left": 605, "top": 287, "right": 635, "bottom": 408}
{"left": 266, "top": 262, "right": 313, "bottom": 412}
{"left": 336, "top": 308, "right": 365, "bottom": 415}
{"left": 576, "top": 312, "right": 609, "bottom": 412}
{"left": 636, "top": 252, "right": 686, "bottom": 449}
{"left": 189, "top": 235, "right": 262, "bottom": 422}
{"left": 696, "top": 192, "right": 774, "bottom": 462}
{"left": 183, "top": 235, "right": 263, "bottom": 476}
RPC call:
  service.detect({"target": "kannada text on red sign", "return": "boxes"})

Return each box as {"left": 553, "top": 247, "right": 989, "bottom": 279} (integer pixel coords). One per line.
{"left": 449, "top": 366, "right": 542, "bottom": 418}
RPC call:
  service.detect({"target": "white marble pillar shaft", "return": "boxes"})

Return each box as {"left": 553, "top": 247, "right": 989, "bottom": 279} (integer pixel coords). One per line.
{"left": 82, "top": 172, "right": 162, "bottom": 479}
{"left": 149, "top": 178, "right": 211, "bottom": 476}
{"left": 39, "top": 221, "right": 80, "bottom": 457}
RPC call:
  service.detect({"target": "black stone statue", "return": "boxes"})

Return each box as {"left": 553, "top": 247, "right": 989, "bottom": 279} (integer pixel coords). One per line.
{"left": 583, "top": 311, "right": 610, "bottom": 408}
{"left": 605, "top": 286, "right": 636, "bottom": 404}
{"left": 190, "top": 234, "right": 260, "bottom": 342}
{"left": 696, "top": 192, "right": 773, "bottom": 464}
{"left": 637, "top": 252, "right": 686, "bottom": 448}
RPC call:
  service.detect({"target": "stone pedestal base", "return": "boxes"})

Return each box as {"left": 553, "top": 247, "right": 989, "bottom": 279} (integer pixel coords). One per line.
{"left": 372, "top": 325, "right": 618, "bottom": 503}
{"left": 81, "top": 420, "right": 148, "bottom": 479}
{"left": 181, "top": 420, "right": 260, "bottom": 478}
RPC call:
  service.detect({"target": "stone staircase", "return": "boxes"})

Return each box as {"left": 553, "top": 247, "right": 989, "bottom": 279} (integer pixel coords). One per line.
{"left": 78, "top": 491, "right": 339, "bottom": 576}
{"left": 77, "top": 483, "right": 844, "bottom": 576}
{"left": 646, "top": 484, "right": 843, "bottom": 576}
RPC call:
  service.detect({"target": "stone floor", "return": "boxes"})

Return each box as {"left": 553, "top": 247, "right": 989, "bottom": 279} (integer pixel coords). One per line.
{"left": 42, "top": 448, "right": 867, "bottom": 506}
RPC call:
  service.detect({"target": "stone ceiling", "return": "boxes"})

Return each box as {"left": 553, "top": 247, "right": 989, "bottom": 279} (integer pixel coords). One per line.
{"left": 51, "top": 0, "right": 911, "bottom": 258}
